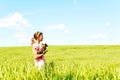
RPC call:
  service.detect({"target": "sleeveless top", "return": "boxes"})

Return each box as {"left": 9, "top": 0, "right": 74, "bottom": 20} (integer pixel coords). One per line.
{"left": 33, "top": 43, "right": 45, "bottom": 61}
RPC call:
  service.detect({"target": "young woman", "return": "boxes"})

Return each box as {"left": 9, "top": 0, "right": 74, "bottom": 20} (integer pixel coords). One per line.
{"left": 31, "top": 31, "right": 48, "bottom": 70}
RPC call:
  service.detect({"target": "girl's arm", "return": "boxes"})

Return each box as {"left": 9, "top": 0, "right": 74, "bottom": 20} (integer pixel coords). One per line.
{"left": 42, "top": 49, "right": 48, "bottom": 54}
{"left": 37, "top": 49, "right": 48, "bottom": 54}
{"left": 33, "top": 49, "right": 44, "bottom": 58}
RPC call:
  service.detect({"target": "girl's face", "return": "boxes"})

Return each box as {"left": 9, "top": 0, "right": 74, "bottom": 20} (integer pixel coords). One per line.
{"left": 38, "top": 35, "right": 43, "bottom": 42}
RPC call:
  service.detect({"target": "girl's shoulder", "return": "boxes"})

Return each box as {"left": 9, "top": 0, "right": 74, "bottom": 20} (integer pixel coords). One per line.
{"left": 33, "top": 41, "right": 45, "bottom": 49}
{"left": 33, "top": 43, "right": 40, "bottom": 49}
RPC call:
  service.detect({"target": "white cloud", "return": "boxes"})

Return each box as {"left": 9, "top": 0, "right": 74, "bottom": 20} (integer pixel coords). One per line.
{"left": 64, "top": 29, "right": 71, "bottom": 34}
{"left": 13, "top": 32, "right": 30, "bottom": 44}
{"left": 45, "top": 24, "right": 71, "bottom": 34}
{"left": 91, "top": 34, "right": 107, "bottom": 40}
{"left": 13, "top": 32, "right": 28, "bottom": 38}
{"left": 18, "top": 38, "right": 30, "bottom": 44}
{"left": 0, "top": 12, "right": 33, "bottom": 30}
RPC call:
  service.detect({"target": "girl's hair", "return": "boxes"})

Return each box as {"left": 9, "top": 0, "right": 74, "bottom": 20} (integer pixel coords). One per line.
{"left": 31, "top": 31, "right": 43, "bottom": 45}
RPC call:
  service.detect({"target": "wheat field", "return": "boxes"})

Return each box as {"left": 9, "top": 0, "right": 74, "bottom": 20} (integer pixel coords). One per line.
{"left": 0, "top": 45, "right": 120, "bottom": 80}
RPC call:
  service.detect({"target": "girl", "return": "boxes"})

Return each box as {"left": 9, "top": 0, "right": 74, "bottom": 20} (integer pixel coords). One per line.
{"left": 31, "top": 31, "right": 47, "bottom": 70}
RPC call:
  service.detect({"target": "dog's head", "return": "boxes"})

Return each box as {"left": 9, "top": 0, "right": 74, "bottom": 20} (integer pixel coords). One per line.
{"left": 42, "top": 43, "right": 48, "bottom": 48}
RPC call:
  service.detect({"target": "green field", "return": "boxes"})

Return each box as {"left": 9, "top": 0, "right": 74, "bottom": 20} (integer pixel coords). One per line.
{"left": 0, "top": 45, "right": 120, "bottom": 80}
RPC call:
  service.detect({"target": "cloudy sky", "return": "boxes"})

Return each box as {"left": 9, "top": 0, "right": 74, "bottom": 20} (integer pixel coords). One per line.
{"left": 0, "top": 0, "right": 120, "bottom": 46}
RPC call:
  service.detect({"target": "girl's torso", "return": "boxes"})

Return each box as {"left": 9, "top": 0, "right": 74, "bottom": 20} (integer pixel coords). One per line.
{"left": 33, "top": 43, "right": 45, "bottom": 61}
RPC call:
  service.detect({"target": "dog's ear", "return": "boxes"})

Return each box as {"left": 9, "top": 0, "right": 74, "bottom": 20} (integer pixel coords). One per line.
{"left": 45, "top": 43, "right": 48, "bottom": 47}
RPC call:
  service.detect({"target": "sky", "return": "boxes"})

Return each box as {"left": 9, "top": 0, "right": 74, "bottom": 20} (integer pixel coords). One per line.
{"left": 0, "top": 0, "right": 120, "bottom": 46}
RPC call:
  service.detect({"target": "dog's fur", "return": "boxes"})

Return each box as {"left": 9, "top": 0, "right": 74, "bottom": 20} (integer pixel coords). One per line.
{"left": 38, "top": 43, "right": 48, "bottom": 54}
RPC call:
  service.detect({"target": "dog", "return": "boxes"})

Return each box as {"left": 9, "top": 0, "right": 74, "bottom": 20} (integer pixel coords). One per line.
{"left": 38, "top": 43, "right": 48, "bottom": 54}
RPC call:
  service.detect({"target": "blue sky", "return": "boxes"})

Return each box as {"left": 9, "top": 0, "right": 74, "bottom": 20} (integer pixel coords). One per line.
{"left": 0, "top": 0, "right": 120, "bottom": 46}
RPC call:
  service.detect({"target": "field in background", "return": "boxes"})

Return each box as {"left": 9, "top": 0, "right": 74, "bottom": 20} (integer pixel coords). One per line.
{"left": 0, "top": 45, "right": 120, "bottom": 80}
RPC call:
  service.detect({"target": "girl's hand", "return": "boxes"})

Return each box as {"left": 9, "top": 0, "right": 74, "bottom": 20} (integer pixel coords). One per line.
{"left": 43, "top": 50, "right": 48, "bottom": 54}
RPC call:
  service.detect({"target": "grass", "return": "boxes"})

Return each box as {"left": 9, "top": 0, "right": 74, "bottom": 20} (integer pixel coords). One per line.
{"left": 0, "top": 45, "right": 120, "bottom": 80}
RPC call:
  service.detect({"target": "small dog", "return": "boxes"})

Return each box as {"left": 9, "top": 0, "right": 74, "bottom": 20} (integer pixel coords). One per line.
{"left": 38, "top": 43, "right": 48, "bottom": 54}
